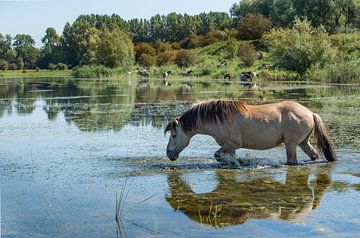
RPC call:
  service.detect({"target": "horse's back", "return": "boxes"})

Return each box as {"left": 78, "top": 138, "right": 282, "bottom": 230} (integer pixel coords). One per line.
{"left": 237, "top": 101, "right": 314, "bottom": 149}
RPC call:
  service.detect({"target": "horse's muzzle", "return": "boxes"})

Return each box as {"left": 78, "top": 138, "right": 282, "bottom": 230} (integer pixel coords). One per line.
{"left": 167, "top": 150, "right": 179, "bottom": 161}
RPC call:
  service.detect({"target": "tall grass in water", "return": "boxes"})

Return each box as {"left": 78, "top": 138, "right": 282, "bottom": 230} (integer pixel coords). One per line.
{"left": 115, "top": 178, "right": 129, "bottom": 238}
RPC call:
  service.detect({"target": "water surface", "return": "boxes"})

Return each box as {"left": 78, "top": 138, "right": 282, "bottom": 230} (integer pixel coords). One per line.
{"left": 1, "top": 77, "right": 359, "bottom": 237}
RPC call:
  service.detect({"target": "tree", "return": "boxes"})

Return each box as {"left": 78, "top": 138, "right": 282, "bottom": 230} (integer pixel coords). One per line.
{"left": 237, "top": 13, "right": 273, "bottom": 40}
{"left": 37, "top": 27, "right": 62, "bottom": 69}
{"left": 0, "top": 34, "right": 14, "bottom": 62}
{"left": 13, "top": 34, "right": 39, "bottom": 68}
{"left": 94, "top": 28, "right": 135, "bottom": 68}
{"left": 263, "top": 18, "right": 334, "bottom": 75}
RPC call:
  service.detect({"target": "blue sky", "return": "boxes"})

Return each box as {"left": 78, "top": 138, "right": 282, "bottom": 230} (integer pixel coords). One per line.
{"left": 0, "top": 0, "right": 239, "bottom": 47}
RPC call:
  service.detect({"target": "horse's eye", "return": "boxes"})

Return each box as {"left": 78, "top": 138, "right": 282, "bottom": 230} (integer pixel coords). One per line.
{"left": 172, "top": 134, "right": 176, "bottom": 138}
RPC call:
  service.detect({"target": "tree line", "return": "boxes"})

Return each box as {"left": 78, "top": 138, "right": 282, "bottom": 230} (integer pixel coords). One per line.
{"left": 0, "top": 0, "right": 359, "bottom": 71}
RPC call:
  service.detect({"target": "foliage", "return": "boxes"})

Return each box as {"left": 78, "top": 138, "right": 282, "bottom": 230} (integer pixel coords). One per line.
{"left": 230, "top": 0, "right": 360, "bottom": 32}
{"left": 263, "top": 18, "right": 335, "bottom": 75}
{"left": 329, "top": 33, "right": 360, "bottom": 60}
{"left": 237, "top": 13, "right": 273, "bottom": 40}
{"left": 93, "top": 28, "right": 134, "bottom": 68}
{"left": 156, "top": 51, "right": 175, "bottom": 66}
{"left": 17, "top": 58, "right": 24, "bottom": 70}
{"left": 174, "top": 50, "right": 195, "bottom": 67}
{"left": 0, "top": 59, "right": 8, "bottom": 71}
{"left": 238, "top": 42, "right": 257, "bottom": 67}
{"left": 128, "top": 12, "right": 231, "bottom": 43}
{"left": 13, "top": 34, "right": 39, "bottom": 68}
{"left": 223, "top": 39, "right": 239, "bottom": 60}
{"left": 307, "top": 60, "right": 360, "bottom": 83}
{"left": 72, "top": 65, "right": 127, "bottom": 78}
{"left": 55, "top": 63, "right": 68, "bottom": 70}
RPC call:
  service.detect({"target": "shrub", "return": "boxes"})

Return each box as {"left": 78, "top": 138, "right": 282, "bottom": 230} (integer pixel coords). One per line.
{"left": 134, "top": 42, "right": 156, "bottom": 61}
{"left": 156, "top": 51, "right": 175, "bottom": 66}
{"left": 238, "top": 42, "right": 257, "bottom": 67}
{"left": 137, "top": 53, "right": 155, "bottom": 67}
{"left": 55, "top": 63, "right": 68, "bottom": 70}
{"left": 308, "top": 60, "right": 360, "bottom": 83}
{"left": 237, "top": 13, "right": 272, "bottom": 40}
{"left": 224, "top": 39, "right": 239, "bottom": 60}
{"left": 174, "top": 50, "right": 195, "bottom": 67}
{"left": 180, "top": 34, "right": 202, "bottom": 49}
{"left": 263, "top": 18, "right": 334, "bottom": 76}
{"left": 48, "top": 63, "right": 56, "bottom": 71}
{"left": 0, "top": 59, "right": 8, "bottom": 71}
{"left": 72, "top": 65, "right": 115, "bottom": 78}
{"left": 153, "top": 39, "right": 173, "bottom": 53}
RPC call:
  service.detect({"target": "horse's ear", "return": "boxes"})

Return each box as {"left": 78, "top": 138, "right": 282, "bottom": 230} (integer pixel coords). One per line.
{"left": 164, "top": 117, "right": 179, "bottom": 136}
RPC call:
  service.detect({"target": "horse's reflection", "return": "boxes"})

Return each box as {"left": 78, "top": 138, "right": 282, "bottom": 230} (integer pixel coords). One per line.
{"left": 166, "top": 165, "right": 332, "bottom": 228}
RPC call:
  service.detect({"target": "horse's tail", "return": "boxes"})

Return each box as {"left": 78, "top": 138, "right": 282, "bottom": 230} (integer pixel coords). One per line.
{"left": 313, "top": 113, "right": 336, "bottom": 161}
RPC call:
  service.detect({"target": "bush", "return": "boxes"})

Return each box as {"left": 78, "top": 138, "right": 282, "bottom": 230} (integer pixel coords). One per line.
{"left": 153, "top": 39, "right": 173, "bottom": 53}
{"left": 135, "top": 42, "right": 156, "bottom": 61}
{"left": 308, "top": 60, "right": 360, "bottom": 83}
{"left": 0, "top": 59, "right": 8, "bottom": 71}
{"left": 137, "top": 53, "right": 155, "bottom": 67}
{"left": 55, "top": 63, "right": 68, "bottom": 70}
{"left": 263, "top": 18, "right": 334, "bottom": 76}
{"left": 179, "top": 34, "right": 202, "bottom": 49}
{"left": 238, "top": 42, "right": 257, "bottom": 67}
{"left": 224, "top": 39, "right": 239, "bottom": 60}
{"left": 174, "top": 50, "right": 195, "bottom": 67}
{"left": 237, "top": 13, "right": 273, "bottom": 40}
{"left": 72, "top": 65, "right": 115, "bottom": 78}
{"left": 48, "top": 63, "right": 56, "bottom": 71}
{"left": 156, "top": 51, "right": 175, "bottom": 66}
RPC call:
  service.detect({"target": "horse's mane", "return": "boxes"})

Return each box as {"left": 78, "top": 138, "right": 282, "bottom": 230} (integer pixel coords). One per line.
{"left": 165, "top": 100, "right": 247, "bottom": 134}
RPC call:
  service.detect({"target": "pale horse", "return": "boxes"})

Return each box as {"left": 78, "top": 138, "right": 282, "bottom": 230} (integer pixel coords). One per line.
{"left": 164, "top": 100, "right": 336, "bottom": 165}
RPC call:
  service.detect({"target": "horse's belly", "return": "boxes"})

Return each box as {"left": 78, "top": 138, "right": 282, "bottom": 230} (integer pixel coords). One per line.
{"left": 241, "top": 131, "right": 283, "bottom": 150}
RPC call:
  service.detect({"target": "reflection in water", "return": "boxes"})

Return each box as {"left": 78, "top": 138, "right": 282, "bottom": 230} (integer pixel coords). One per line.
{"left": 0, "top": 78, "right": 360, "bottom": 146}
{"left": 166, "top": 165, "right": 332, "bottom": 228}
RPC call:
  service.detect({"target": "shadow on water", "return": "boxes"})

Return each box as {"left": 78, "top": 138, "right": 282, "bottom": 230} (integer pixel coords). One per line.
{"left": 166, "top": 164, "right": 333, "bottom": 228}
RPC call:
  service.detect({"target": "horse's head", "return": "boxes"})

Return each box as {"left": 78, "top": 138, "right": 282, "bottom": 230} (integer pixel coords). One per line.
{"left": 164, "top": 117, "right": 191, "bottom": 161}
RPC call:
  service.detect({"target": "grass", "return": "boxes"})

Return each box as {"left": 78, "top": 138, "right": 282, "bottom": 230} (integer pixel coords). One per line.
{"left": 114, "top": 178, "right": 159, "bottom": 237}
{"left": 0, "top": 69, "right": 71, "bottom": 78}
{"left": 115, "top": 178, "right": 129, "bottom": 238}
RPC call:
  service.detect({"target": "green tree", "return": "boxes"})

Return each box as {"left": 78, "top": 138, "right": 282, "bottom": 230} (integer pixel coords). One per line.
{"left": 94, "top": 28, "right": 134, "bottom": 68}
{"left": 13, "top": 34, "right": 39, "bottom": 68}
{"left": 263, "top": 18, "right": 334, "bottom": 76}
{"left": 38, "top": 27, "right": 62, "bottom": 69}
{"left": 0, "top": 34, "right": 14, "bottom": 62}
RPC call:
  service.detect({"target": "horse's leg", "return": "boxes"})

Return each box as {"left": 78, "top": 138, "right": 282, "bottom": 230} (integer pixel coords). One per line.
{"left": 285, "top": 142, "right": 298, "bottom": 165}
{"left": 214, "top": 144, "right": 240, "bottom": 166}
{"left": 299, "top": 140, "right": 319, "bottom": 161}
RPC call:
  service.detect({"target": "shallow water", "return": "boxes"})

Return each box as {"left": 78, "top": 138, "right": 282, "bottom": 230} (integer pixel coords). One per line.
{"left": 1, "top": 77, "right": 360, "bottom": 237}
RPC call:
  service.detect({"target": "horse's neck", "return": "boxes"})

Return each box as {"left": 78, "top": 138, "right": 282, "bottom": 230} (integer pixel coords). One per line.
{"left": 193, "top": 123, "right": 219, "bottom": 138}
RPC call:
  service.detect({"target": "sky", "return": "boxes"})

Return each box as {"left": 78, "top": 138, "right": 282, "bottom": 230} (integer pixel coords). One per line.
{"left": 0, "top": 0, "right": 239, "bottom": 47}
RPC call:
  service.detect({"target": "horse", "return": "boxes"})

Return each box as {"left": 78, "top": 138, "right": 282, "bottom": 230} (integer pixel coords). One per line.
{"left": 164, "top": 100, "right": 336, "bottom": 165}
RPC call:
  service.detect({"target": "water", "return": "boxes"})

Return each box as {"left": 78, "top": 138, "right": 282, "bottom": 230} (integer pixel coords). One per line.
{"left": 1, "top": 77, "right": 359, "bottom": 237}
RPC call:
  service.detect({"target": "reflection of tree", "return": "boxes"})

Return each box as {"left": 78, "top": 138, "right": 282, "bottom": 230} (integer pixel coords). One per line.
{"left": 0, "top": 78, "right": 359, "bottom": 140}
{"left": 43, "top": 80, "right": 137, "bottom": 132}
{"left": 166, "top": 165, "right": 333, "bottom": 228}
